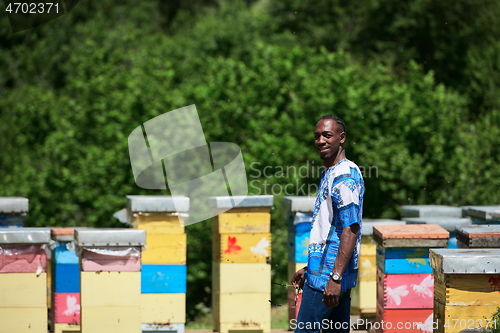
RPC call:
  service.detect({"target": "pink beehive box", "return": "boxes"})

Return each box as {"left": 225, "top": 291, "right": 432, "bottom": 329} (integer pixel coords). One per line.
{"left": 75, "top": 228, "right": 146, "bottom": 272}
{"left": 0, "top": 228, "right": 50, "bottom": 273}
{"left": 0, "top": 244, "right": 47, "bottom": 273}
{"left": 376, "top": 270, "right": 434, "bottom": 309}
{"left": 81, "top": 249, "right": 141, "bottom": 272}
{"left": 53, "top": 292, "right": 81, "bottom": 324}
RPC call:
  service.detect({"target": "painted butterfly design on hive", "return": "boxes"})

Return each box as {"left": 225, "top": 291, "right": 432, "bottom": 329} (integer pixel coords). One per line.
{"left": 250, "top": 237, "right": 270, "bottom": 257}
{"left": 224, "top": 236, "right": 242, "bottom": 254}
{"left": 386, "top": 285, "right": 409, "bottom": 306}
{"left": 415, "top": 314, "right": 433, "bottom": 333}
{"left": 63, "top": 295, "right": 80, "bottom": 317}
{"left": 411, "top": 275, "right": 434, "bottom": 298}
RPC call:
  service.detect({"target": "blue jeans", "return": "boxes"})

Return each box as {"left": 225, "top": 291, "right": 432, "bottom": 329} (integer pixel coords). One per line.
{"left": 294, "top": 283, "right": 351, "bottom": 333}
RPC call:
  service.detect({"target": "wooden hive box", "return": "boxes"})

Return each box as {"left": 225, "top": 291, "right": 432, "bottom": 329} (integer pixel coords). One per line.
{"left": 374, "top": 224, "right": 448, "bottom": 332}
{"left": 0, "top": 197, "right": 28, "bottom": 228}
{"left": 430, "top": 248, "right": 500, "bottom": 333}
{"left": 126, "top": 195, "right": 189, "bottom": 228}
{"left": 213, "top": 232, "right": 272, "bottom": 264}
{"left": 141, "top": 293, "right": 186, "bottom": 324}
{"left": 141, "top": 233, "right": 186, "bottom": 265}
{"left": 0, "top": 228, "right": 50, "bottom": 273}
{"left": 141, "top": 264, "right": 187, "bottom": 293}
{"left": 400, "top": 205, "right": 462, "bottom": 218}
{"left": 456, "top": 225, "right": 500, "bottom": 248}
{"left": 403, "top": 217, "right": 471, "bottom": 249}
{"left": 75, "top": 228, "right": 145, "bottom": 333}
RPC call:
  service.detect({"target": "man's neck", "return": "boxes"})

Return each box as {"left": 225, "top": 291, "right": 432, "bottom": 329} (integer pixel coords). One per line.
{"left": 323, "top": 149, "right": 346, "bottom": 168}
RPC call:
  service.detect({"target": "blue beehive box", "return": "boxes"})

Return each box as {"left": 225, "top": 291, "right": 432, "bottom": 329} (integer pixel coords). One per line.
{"left": 141, "top": 264, "right": 187, "bottom": 293}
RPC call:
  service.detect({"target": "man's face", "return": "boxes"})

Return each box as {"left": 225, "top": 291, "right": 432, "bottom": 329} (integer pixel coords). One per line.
{"left": 314, "top": 119, "right": 345, "bottom": 161}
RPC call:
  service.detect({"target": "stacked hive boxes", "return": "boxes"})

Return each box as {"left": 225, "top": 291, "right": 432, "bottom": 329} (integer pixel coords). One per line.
{"left": 283, "top": 196, "right": 315, "bottom": 321}
{"left": 373, "top": 224, "right": 448, "bottom": 333}
{"left": 126, "top": 195, "right": 189, "bottom": 333}
{"left": 75, "top": 228, "right": 145, "bottom": 333}
{"left": 401, "top": 205, "right": 466, "bottom": 248}
{"left": 456, "top": 225, "right": 500, "bottom": 248}
{"left": 466, "top": 206, "right": 500, "bottom": 225}
{"left": 0, "top": 228, "right": 51, "bottom": 332}
{"left": 210, "top": 195, "right": 273, "bottom": 333}
{"left": 430, "top": 248, "right": 500, "bottom": 333}
{"left": 51, "top": 227, "right": 81, "bottom": 333}
{"left": 351, "top": 219, "right": 405, "bottom": 319}
{"left": 0, "top": 197, "right": 27, "bottom": 228}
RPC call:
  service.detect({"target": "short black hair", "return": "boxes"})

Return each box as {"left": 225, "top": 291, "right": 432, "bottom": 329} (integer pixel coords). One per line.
{"left": 318, "top": 115, "right": 346, "bottom": 133}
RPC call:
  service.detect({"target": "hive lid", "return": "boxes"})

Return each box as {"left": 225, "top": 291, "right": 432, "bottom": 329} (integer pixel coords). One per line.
{"left": 75, "top": 228, "right": 146, "bottom": 246}
{"left": 0, "top": 228, "right": 50, "bottom": 244}
{"left": 283, "top": 196, "right": 316, "bottom": 213}
{"left": 208, "top": 195, "right": 273, "bottom": 209}
{"left": 373, "top": 224, "right": 449, "bottom": 248}
{"left": 126, "top": 195, "right": 189, "bottom": 213}
{"left": 456, "top": 225, "right": 500, "bottom": 238}
{"left": 467, "top": 206, "right": 500, "bottom": 222}
{"left": 400, "top": 205, "right": 462, "bottom": 218}
{"left": 361, "top": 219, "right": 406, "bottom": 236}
{"left": 0, "top": 197, "right": 29, "bottom": 213}
{"left": 430, "top": 248, "right": 500, "bottom": 274}
{"left": 51, "top": 227, "right": 78, "bottom": 242}
{"left": 403, "top": 217, "right": 472, "bottom": 232}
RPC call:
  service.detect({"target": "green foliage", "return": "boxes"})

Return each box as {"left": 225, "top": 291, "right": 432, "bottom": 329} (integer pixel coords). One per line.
{"left": 1, "top": 0, "right": 500, "bottom": 322}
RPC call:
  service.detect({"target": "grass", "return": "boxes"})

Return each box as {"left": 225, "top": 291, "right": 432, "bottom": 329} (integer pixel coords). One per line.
{"left": 185, "top": 307, "right": 290, "bottom": 330}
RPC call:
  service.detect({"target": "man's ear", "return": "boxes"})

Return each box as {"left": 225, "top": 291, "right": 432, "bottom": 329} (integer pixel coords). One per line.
{"left": 340, "top": 131, "right": 346, "bottom": 144}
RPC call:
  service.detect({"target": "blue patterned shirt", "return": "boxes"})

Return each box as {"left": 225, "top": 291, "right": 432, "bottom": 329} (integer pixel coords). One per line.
{"left": 306, "top": 158, "right": 364, "bottom": 291}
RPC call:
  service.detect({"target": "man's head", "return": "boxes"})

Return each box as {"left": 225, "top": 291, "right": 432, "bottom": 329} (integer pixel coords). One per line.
{"left": 314, "top": 115, "right": 346, "bottom": 166}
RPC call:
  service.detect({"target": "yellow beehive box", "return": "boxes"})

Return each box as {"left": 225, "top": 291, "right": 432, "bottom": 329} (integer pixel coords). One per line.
{"left": 213, "top": 292, "right": 270, "bottom": 327}
{"left": 287, "top": 261, "right": 306, "bottom": 283}
{"left": 0, "top": 307, "right": 47, "bottom": 333}
{"left": 434, "top": 300, "right": 498, "bottom": 333}
{"left": 434, "top": 273, "right": 500, "bottom": 306}
{"left": 133, "top": 214, "right": 185, "bottom": 234}
{"left": 81, "top": 271, "right": 140, "bottom": 307}
{"left": 213, "top": 233, "right": 271, "bottom": 264}
{"left": 360, "top": 235, "right": 377, "bottom": 256}
{"left": 142, "top": 233, "right": 187, "bottom": 264}
{"left": 213, "top": 262, "right": 271, "bottom": 294}
{"left": 81, "top": 306, "right": 141, "bottom": 333}
{"left": 213, "top": 207, "right": 271, "bottom": 234}
{"left": 54, "top": 323, "right": 81, "bottom": 333}
{"left": 141, "top": 293, "right": 186, "bottom": 324}
{"left": 0, "top": 273, "right": 46, "bottom": 308}
{"left": 350, "top": 280, "right": 376, "bottom": 315}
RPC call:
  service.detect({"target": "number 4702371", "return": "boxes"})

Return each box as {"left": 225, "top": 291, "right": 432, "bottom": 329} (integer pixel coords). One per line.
{"left": 5, "top": 3, "right": 59, "bottom": 14}
{"left": 443, "top": 318, "right": 497, "bottom": 330}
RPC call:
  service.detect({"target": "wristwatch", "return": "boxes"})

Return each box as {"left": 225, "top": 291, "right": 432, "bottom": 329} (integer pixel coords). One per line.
{"left": 330, "top": 272, "right": 342, "bottom": 282}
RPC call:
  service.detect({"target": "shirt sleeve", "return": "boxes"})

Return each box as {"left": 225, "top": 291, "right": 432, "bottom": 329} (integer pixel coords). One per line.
{"left": 331, "top": 175, "right": 362, "bottom": 228}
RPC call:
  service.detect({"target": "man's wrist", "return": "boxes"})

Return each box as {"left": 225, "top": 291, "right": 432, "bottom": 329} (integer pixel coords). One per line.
{"left": 329, "top": 271, "right": 342, "bottom": 283}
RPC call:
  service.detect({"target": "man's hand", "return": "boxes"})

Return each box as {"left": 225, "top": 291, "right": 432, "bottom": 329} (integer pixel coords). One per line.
{"left": 291, "top": 267, "right": 306, "bottom": 289}
{"left": 323, "top": 278, "right": 341, "bottom": 308}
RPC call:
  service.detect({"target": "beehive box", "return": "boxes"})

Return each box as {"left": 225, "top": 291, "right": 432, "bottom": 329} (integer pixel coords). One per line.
{"left": 141, "top": 264, "right": 187, "bottom": 293}
{"left": 374, "top": 224, "right": 448, "bottom": 333}
{"left": 456, "top": 224, "right": 500, "bottom": 248}
{"left": 0, "top": 197, "right": 28, "bottom": 228}
{"left": 403, "top": 217, "right": 471, "bottom": 249}
{"left": 400, "top": 205, "right": 462, "bottom": 218}
{"left": 141, "top": 293, "right": 186, "bottom": 324}
{"left": 126, "top": 195, "right": 189, "bottom": 226}
{"left": 76, "top": 228, "right": 145, "bottom": 333}
{"left": 211, "top": 195, "right": 273, "bottom": 333}
{"left": 467, "top": 206, "right": 500, "bottom": 224}
{"left": 430, "top": 248, "right": 500, "bottom": 333}
{"left": 0, "top": 227, "right": 50, "bottom": 333}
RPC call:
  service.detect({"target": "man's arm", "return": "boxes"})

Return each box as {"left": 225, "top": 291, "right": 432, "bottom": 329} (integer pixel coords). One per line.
{"left": 322, "top": 222, "right": 359, "bottom": 308}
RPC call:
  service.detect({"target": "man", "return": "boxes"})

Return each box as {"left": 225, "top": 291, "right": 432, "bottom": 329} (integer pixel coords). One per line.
{"left": 292, "top": 115, "right": 364, "bottom": 333}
